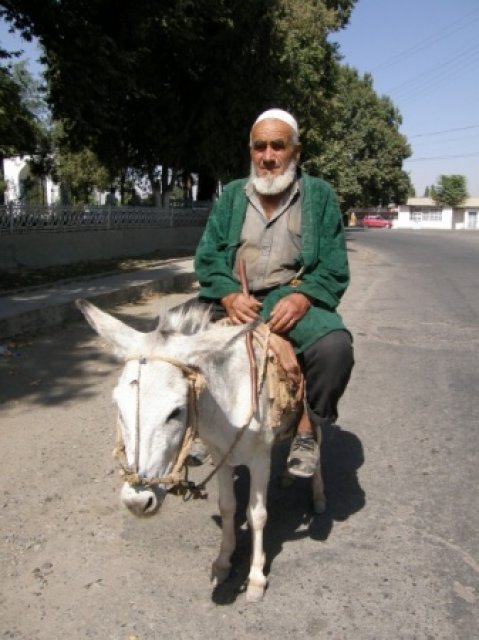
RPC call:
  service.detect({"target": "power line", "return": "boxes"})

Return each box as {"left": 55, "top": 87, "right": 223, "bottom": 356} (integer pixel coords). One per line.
{"left": 371, "top": 6, "right": 479, "bottom": 73}
{"left": 408, "top": 125, "right": 479, "bottom": 139}
{"left": 385, "top": 42, "right": 479, "bottom": 99}
{"left": 404, "top": 152, "right": 479, "bottom": 162}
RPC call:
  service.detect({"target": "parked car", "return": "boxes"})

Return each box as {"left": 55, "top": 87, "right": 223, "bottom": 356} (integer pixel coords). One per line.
{"left": 362, "top": 214, "right": 393, "bottom": 229}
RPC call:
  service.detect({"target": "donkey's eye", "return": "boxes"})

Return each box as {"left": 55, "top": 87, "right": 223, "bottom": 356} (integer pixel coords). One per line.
{"left": 167, "top": 408, "right": 182, "bottom": 421}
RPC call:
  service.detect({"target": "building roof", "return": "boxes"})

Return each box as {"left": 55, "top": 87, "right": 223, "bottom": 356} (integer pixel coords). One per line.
{"left": 407, "top": 197, "right": 479, "bottom": 207}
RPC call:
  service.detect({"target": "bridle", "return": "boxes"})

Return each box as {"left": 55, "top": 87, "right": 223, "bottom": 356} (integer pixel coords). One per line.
{"left": 113, "top": 355, "right": 206, "bottom": 496}
{"left": 113, "top": 330, "right": 270, "bottom": 498}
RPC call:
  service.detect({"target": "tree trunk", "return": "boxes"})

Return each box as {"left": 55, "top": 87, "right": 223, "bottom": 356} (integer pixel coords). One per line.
{"left": 197, "top": 172, "right": 217, "bottom": 201}
{"left": 161, "top": 166, "right": 170, "bottom": 207}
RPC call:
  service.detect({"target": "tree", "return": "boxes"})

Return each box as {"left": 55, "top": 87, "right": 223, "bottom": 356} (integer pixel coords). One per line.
{"left": 54, "top": 147, "right": 111, "bottom": 204}
{"left": 9, "top": 59, "right": 48, "bottom": 123}
{"left": 0, "top": 0, "right": 357, "bottom": 197}
{"left": 0, "top": 0, "right": 284, "bottom": 198}
{"left": 274, "top": 0, "right": 355, "bottom": 138}
{"left": 52, "top": 124, "right": 112, "bottom": 204}
{"left": 0, "top": 60, "right": 45, "bottom": 202}
{"left": 10, "top": 61, "right": 53, "bottom": 203}
{"left": 301, "top": 67, "right": 411, "bottom": 210}
{"left": 2, "top": 0, "right": 414, "bottom": 211}
{"left": 0, "top": 64, "right": 41, "bottom": 158}
{"left": 432, "top": 175, "right": 468, "bottom": 207}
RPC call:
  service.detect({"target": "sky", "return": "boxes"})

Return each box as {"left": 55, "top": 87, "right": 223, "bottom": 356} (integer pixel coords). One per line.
{"left": 2, "top": 3, "right": 479, "bottom": 196}
{"left": 332, "top": 0, "right": 479, "bottom": 196}
{"left": 1, "top": 21, "right": 40, "bottom": 62}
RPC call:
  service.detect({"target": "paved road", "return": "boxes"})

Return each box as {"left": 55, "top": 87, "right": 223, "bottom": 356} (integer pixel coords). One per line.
{"left": 1, "top": 230, "right": 478, "bottom": 639}
{"left": 345, "top": 229, "right": 479, "bottom": 638}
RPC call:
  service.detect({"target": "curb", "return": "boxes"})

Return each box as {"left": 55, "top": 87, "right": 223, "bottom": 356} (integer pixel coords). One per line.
{"left": 0, "top": 270, "right": 197, "bottom": 340}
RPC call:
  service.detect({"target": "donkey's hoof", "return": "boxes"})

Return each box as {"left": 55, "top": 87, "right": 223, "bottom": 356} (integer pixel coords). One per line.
{"left": 211, "top": 561, "right": 230, "bottom": 586}
{"left": 246, "top": 583, "right": 265, "bottom": 603}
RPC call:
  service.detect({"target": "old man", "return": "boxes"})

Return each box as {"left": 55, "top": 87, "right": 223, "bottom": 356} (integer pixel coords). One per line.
{"left": 193, "top": 108, "right": 354, "bottom": 477}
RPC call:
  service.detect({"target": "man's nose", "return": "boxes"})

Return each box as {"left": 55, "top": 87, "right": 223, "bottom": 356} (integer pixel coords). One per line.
{"left": 263, "top": 145, "right": 276, "bottom": 161}
{"left": 261, "top": 147, "right": 278, "bottom": 168}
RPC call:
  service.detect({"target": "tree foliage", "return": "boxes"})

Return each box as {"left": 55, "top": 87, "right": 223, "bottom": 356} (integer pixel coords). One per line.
{"left": 0, "top": 0, "right": 413, "bottom": 208}
{"left": 48, "top": 123, "right": 112, "bottom": 204}
{"left": 432, "top": 175, "right": 468, "bottom": 207}
{"left": 301, "top": 67, "right": 411, "bottom": 209}
{"left": 1, "top": 0, "right": 283, "bottom": 189}
{"left": 0, "top": 55, "right": 47, "bottom": 202}
{"left": 0, "top": 62, "right": 41, "bottom": 158}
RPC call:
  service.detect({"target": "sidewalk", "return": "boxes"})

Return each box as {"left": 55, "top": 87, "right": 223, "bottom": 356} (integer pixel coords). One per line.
{"left": 0, "top": 258, "right": 195, "bottom": 340}
{"left": 0, "top": 230, "right": 367, "bottom": 342}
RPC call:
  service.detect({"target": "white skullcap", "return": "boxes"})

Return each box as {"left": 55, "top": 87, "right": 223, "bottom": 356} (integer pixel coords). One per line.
{"left": 253, "top": 108, "right": 298, "bottom": 134}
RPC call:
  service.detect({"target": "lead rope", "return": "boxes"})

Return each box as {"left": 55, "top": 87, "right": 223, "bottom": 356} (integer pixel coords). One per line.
{"left": 194, "top": 326, "right": 271, "bottom": 491}
{"left": 238, "top": 258, "right": 258, "bottom": 414}
{"left": 134, "top": 358, "right": 143, "bottom": 473}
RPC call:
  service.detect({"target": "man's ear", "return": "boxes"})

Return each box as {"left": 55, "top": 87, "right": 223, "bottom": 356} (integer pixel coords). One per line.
{"left": 294, "top": 142, "right": 302, "bottom": 163}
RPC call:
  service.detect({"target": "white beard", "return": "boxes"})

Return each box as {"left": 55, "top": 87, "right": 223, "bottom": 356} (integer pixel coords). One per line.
{"left": 251, "top": 160, "right": 297, "bottom": 196}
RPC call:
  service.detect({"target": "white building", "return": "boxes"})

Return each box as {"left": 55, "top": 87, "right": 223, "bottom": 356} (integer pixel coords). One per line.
{"left": 3, "top": 156, "right": 60, "bottom": 205}
{"left": 397, "top": 197, "right": 479, "bottom": 230}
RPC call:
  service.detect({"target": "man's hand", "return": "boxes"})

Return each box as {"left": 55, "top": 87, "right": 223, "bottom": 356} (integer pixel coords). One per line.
{"left": 221, "top": 292, "right": 262, "bottom": 325}
{"left": 268, "top": 293, "right": 311, "bottom": 334}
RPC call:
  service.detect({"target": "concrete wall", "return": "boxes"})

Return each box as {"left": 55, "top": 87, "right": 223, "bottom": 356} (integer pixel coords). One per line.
{"left": 0, "top": 226, "right": 205, "bottom": 270}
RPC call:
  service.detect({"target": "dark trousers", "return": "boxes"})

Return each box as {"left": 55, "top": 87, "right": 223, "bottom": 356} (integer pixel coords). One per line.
{"left": 183, "top": 296, "right": 354, "bottom": 429}
{"left": 299, "top": 329, "right": 354, "bottom": 428}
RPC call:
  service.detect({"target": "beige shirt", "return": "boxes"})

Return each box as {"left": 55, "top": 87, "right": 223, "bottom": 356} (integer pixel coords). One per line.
{"left": 233, "top": 179, "right": 302, "bottom": 291}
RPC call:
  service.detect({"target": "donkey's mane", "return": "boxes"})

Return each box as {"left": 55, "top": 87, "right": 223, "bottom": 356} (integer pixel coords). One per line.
{"left": 156, "top": 302, "right": 213, "bottom": 336}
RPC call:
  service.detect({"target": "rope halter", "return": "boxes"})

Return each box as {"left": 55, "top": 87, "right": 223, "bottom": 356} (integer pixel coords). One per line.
{"left": 112, "top": 327, "right": 271, "bottom": 499}
{"left": 113, "top": 355, "right": 205, "bottom": 494}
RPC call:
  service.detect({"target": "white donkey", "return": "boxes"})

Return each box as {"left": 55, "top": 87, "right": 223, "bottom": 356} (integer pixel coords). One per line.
{"left": 77, "top": 299, "right": 325, "bottom": 602}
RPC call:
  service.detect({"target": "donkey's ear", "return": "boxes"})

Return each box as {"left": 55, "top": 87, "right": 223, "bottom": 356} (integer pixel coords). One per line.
{"left": 76, "top": 299, "right": 159, "bottom": 358}
{"left": 187, "top": 320, "right": 260, "bottom": 366}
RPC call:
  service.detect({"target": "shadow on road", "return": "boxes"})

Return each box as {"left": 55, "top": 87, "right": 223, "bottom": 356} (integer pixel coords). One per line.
{"left": 0, "top": 293, "right": 192, "bottom": 407}
{"left": 211, "top": 424, "right": 365, "bottom": 605}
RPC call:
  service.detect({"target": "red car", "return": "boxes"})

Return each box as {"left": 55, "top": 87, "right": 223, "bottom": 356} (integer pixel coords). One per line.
{"left": 362, "top": 215, "right": 393, "bottom": 229}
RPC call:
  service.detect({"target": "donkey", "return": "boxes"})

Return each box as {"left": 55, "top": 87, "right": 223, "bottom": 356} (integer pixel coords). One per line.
{"left": 77, "top": 298, "right": 325, "bottom": 602}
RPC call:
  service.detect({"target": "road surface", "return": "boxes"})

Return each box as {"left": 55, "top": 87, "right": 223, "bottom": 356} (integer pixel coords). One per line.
{"left": 1, "top": 230, "right": 478, "bottom": 639}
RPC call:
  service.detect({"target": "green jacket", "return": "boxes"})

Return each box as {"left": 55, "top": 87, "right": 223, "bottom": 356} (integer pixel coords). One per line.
{"left": 194, "top": 172, "right": 350, "bottom": 353}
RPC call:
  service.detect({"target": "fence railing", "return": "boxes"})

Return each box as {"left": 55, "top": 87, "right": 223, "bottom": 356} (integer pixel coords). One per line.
{"left": 0, "top": 202, "right": 211, "bottom": 234}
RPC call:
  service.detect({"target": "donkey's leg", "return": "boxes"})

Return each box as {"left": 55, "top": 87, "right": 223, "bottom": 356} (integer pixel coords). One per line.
{"left": 211, "top": 464, "right": 236, "bottom": 586}
{"left": 312, "top": 427, "right": 326, "bottom": 514}
{"left": 245, "top": 455, "right": 270, "bottom": 602}
{"left": 312, "top": 466, "right": 326, "bottom": 514}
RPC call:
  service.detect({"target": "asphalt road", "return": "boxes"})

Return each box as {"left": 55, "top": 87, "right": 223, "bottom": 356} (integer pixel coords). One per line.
{"left": 1, "top": 230, "right": 478, "bottom": 639}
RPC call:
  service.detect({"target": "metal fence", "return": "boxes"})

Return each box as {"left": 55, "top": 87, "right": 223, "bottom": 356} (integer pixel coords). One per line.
{"left": 0, "top": 202, "right": 211, "bottom": 234}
